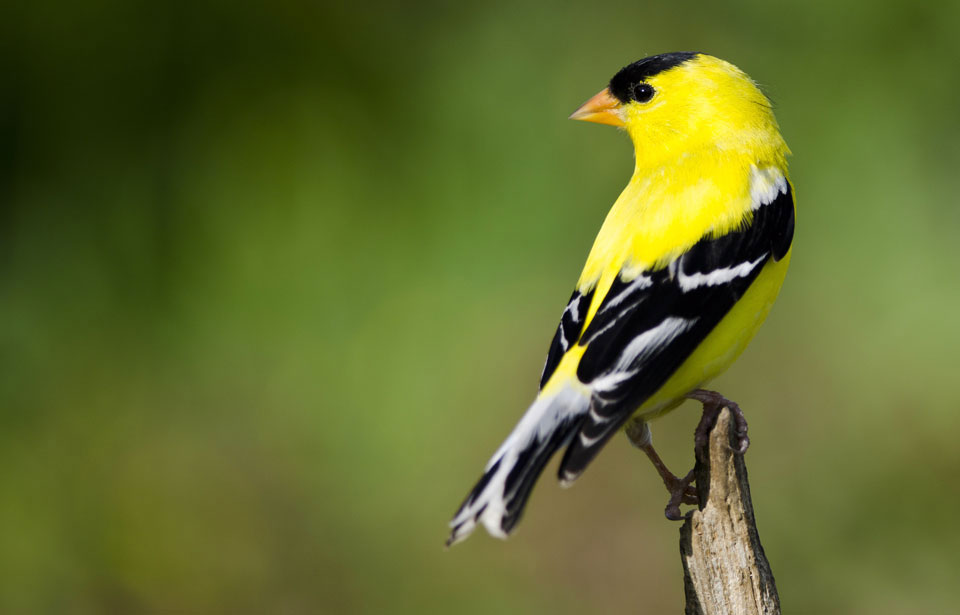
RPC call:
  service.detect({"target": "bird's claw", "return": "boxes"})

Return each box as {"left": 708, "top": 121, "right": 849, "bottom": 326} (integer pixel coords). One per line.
{"left": 688, "top": 389, "right": 750, "bottom": 463}
{"left": 631, "top": 389, "right": 751, "bottom": 522}
{"left": 664, "top": 468, "right": 697, "bottom": 520}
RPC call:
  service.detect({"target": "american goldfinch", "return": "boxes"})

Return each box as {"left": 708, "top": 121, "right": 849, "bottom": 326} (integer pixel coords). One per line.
{"left": 448, "top": 52, "right": 794, "bottom": 545}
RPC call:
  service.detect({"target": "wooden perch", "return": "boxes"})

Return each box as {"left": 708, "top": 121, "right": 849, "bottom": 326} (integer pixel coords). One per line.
{"left": 679, "top": 408, "right": 780, "bottom": 615}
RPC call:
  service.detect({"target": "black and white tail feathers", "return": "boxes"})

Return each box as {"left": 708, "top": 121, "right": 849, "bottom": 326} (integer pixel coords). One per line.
{"left": 447, "top": 385, "right": 590, "bottom": 545}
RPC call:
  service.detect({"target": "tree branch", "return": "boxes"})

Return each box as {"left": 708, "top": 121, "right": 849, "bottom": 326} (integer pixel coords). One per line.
{"left": 679, "top": 408, "right": 780, "bottom": 615}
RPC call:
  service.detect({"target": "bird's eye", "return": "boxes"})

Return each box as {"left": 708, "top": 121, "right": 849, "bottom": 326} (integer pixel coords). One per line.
{"left": 631, "top": 83, "right": 655, "bottom": 103}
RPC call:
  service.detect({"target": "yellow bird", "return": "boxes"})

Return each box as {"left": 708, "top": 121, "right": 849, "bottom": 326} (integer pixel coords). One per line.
{"left": 448, "top": 52, "right": 794, "bottom": 545}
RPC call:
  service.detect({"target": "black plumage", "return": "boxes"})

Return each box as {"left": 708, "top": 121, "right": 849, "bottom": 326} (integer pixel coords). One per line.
{"left": 558, "top": 183, "right": 795, "bottom": 481}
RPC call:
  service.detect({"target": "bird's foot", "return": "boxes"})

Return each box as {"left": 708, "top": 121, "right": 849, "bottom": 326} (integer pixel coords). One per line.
{"left": 626, "top": 420, "right": 699, "bottom": 521}
{"left": 687, "top": 389, "right": 749, "bottom": 463}
{"left": 664, "top": 468, "right": 697, "bottom": 521}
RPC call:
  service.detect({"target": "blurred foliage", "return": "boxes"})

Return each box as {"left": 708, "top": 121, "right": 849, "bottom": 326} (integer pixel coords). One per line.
{"left": 2, "top": 0, "right": 960, "bottom": 612}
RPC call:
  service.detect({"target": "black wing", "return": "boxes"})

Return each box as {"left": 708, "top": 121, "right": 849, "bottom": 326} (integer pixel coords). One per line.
{"left": 540, "top": 288, "right": 596, "bottom": 389}
{"left": 556, "top": 180, "right": 795, "bottom": 483}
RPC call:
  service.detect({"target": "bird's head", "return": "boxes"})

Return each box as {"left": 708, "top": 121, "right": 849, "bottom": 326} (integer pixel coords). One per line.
{"left": 571, "top": 53, "right": 783, "bottom": 168}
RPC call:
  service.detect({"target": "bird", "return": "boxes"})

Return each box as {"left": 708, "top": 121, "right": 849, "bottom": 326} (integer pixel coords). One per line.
{"left": 447, "top": 52, "right": 794, "bottom": 546}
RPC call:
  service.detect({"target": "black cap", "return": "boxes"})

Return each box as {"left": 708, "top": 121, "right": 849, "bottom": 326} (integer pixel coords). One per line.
{"left": 609, "top": 52, "right": 700, "bottom": 103}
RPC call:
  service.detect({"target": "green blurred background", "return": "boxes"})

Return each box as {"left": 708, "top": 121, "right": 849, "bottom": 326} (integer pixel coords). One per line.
{"left": 3, "top": 0, "right": 960, "bottom": 612}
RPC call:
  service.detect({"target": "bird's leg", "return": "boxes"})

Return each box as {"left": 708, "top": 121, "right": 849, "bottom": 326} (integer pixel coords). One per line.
{"left": 687, "top": 389, "right": 750, "bottom": 463}
{"left": 625, "top": 419, "right": 698, "bottom": 521}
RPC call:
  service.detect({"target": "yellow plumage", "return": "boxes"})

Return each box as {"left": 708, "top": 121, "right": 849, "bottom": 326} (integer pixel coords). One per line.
{"left": 579, "top": 55, "right": 789, "bottom": 302}
{"left": 544, "top": 54, "right": 792, "bottom": 415}
{"left": 449, "top": 52, "right": 794, "bottom": 545}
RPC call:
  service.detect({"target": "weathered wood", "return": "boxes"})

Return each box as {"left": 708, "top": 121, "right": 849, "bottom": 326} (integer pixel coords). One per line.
{"left": 679, "top": 408, "right": 780, "bottom": 615}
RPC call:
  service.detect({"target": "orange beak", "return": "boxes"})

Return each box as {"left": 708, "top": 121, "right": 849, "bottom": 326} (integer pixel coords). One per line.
{"left": 569, "top": 88, "right": 624, "bottom": 127}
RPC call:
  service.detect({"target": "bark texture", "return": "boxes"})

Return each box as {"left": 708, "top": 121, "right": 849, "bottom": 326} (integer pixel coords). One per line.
{"left": 679, "top": 408, "right": 780, "bottom": 615}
